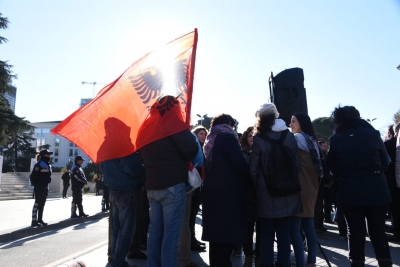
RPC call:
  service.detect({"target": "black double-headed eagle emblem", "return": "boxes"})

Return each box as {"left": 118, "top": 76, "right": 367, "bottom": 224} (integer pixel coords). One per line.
{"left": 128, "top": 55, "right": 189, "bottom": 116}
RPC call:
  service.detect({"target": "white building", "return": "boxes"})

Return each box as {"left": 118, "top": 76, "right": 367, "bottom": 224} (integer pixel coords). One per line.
{"left": 29, "top": 121, "right": 90, "bottom": 168}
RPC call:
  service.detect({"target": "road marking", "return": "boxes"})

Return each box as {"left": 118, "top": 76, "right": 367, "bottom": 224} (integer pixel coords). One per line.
{"left": 42, "top": 239, "right": 108, "bottom": 267}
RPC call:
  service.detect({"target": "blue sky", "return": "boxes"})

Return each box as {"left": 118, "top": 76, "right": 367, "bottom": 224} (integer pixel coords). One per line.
{"left": 1, "top": 0, "right": 400, "bottom": 133}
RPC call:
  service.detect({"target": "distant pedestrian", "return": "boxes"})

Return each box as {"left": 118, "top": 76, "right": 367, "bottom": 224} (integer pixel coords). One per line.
{"left": 101, "top": 175, "right": 110, "bottom": 212}
{"left": 29, "top": 149, "right": 53, "bottom": 227}
{"left": 103, "top": 152, "right": 145, "bottom": 267}
{"left": 326, "top": 106, "right": 393, "bottom": 267}
{"left": 61, "top": 169, "right": 71, "bottom": 198}
{"left": 70, "top": 155, "right": 89, "bottom": 218}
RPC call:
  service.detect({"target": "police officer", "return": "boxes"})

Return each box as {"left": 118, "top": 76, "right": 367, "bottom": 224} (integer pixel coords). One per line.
{"left": 71, "top": 155, "right": 89, "bottom": 218}
{"left": 30, "top": 149, "right": 53, "bottom": 227}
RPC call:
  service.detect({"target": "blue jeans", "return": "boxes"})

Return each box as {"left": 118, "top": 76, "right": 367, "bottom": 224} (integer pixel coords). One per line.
{"left": 109, "top": 190, "right": 137, "bottom": 267}
{"left": 147, "top": 182, "right": 187, "bottom": 267}
{"left": 260, "top": 216, "right": 293, "bottom": 267}
{"left": 290, "top": 217, "right": 317, "bottom": 266}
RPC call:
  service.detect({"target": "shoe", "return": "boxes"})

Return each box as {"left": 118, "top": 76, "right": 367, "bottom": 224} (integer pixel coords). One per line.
{"left": 127, "top": 249, "right": 147, "bottom": 260}
{"left": 324, "top": 219, "right": 334, "bottom": 224}
{"left": 387, "top": 235, "right": 400, "bottom": 242}
{"left": 80, "top": 213, "right": 89, "bottom": 217}
{"left": 31, "top": 221, "right": 41, "bottom": 227}
{"left": 71, "top": 214, "right": 79, "bottom": 218}
{"left": 191, "top": 242, "right": 206, "bottom": 251}
{"left": 185, "top": 261, "right": 198, "bottom": 267}
{"left": 38, "top": 220, "right": 48, "bottom": 226}
{"left": 101, "top": 208, "right": 107, "bottom": 212}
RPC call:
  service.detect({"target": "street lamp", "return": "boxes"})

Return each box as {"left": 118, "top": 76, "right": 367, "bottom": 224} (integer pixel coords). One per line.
{"left": 197, "top": 114, "right": 207, "bottom": 126}
{"left": 82, "top": 81, "right": 97, "bottom": 97}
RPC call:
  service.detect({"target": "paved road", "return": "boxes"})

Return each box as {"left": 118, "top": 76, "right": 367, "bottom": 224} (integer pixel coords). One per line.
{"left": 0, "top": 217, "right": 108, "bottom": 267}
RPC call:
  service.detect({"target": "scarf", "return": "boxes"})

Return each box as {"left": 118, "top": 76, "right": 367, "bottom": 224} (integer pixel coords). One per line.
{"left": 203, "top": 124, "right": 238, "bottom": 166}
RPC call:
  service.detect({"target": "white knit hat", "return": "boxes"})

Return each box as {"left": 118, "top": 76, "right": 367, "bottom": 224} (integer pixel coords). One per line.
{"left": 255, "top": 103, "right": 279, "bottom": 118}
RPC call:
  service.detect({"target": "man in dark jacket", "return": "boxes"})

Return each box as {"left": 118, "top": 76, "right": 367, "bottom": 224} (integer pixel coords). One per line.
{"left": 30, "top": 149, "right": 53, "bottom": 227}
{"left": 384, "top": 124, "right": 400, "bottom": 241}
{"left": 70, "top": 155, "right": 89, "bottom": 218}
{"left": 103, "top": 152, "right": 145, "bottom": 267}
{"left": 139, "top": 128, "right": 198, "bottom": 267}
{"left": 61, "top": 169, "right": 70, "bottom": 199}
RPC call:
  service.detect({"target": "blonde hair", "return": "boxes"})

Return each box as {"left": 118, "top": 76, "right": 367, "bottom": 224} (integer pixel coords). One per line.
{"left": 35, "top": 154, "right": 41, "bottom": 162}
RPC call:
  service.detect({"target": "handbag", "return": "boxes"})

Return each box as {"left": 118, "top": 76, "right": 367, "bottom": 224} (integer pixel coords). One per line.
{"left": 186, "top": 163, "right": 202, "bottom": 194}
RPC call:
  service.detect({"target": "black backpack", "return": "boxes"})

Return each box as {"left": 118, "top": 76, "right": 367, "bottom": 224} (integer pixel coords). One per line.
{"left": 257, "top": 130, "right": 301, "bottom": 197}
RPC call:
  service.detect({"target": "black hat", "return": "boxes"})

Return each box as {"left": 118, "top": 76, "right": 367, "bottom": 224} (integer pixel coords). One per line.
{"left": 39, "top": 149, "right": 53, "bottom": 156}
{"left": 75, "top": 155, "right": 86, "bottom": 162}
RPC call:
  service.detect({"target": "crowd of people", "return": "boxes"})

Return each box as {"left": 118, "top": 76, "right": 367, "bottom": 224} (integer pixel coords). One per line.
{"left": 29, "top": 101, "right": 400, "bottom": 267}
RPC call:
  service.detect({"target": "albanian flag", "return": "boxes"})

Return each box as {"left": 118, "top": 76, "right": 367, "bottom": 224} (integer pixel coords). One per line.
{"left": 51, "top": 29, "right": 198, "bottom": 163}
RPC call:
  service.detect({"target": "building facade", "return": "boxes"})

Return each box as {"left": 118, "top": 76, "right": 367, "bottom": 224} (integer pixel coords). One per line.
{"left": 29, "top": 121, "right": 90, "bottom": 168}
{"left": 80, "top": 98, "right": 93, "bottom": 107}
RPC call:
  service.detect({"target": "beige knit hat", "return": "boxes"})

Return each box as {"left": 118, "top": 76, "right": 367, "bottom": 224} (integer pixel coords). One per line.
{"left": 255, "top": 103, "right": 279, "bottom": 118}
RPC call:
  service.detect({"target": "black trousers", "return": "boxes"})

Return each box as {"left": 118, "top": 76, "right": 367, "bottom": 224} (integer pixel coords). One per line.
{"left": 342, "top": 204, "right": 392, "bottom": 266}
{"left": 209, "top": 242, "right": 235, "bottom": 267}
{"left": 314, "top": 196, "right": 324, "bottom": 229}
{"left": 389, "top": 189, "right": 400, "bottom": 237}
{"left": 34, "top": 186, "right": 48, "bottom": 220}
{"left": 128, "top": 189, "right": 146, "bottom": 253}
{"left": 72, "top": 187, "right": 84, "bottom": 215}
{"left": 323, "top": 187, "right": 333, "bottom": 221}
{"left": 189, "top": 187, "right": 202, "bottom": 241}
{"left": 62, "top": 183, "right": 69, "bottom": 197}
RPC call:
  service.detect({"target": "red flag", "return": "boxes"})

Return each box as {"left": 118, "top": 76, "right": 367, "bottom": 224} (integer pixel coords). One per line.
{"left": 51, "top": 29, "right": 198, "bottom": 163}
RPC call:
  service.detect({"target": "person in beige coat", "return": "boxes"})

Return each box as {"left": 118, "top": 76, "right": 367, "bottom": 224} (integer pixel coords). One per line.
{"left": 289, "top": 112, "right": 323, "bottom": 267}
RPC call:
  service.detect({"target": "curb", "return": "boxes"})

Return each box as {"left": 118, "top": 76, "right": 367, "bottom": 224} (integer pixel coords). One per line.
{"left": 0, "top": 212, "right": 109, "bottom": 243}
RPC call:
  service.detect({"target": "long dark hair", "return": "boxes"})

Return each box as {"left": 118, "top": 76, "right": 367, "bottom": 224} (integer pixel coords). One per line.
{"left": 254, "top": 112, "right": 276, "bottom": 134}
{"left": 293, "top": 112, "right": 317, "bottom": 140}
{"left": 240, "top": 126, "right": 253, "bottom": 151}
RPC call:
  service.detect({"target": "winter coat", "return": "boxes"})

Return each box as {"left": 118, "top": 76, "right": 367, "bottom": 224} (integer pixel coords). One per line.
{"left": 249, "top": 130, "right": 303, "bottom": 219}
{"left": 61, "top": 172, "right": 70, "bottom": 186}
{"left": 243, "top": 151, "right": 258, "bottom": 222}
{"left": 201, "top": 133, "right": 249, "bottom": 244}
{"left": 326, "top": 118, "right": 391, "bottom": 207}
{"left": 103, "top": 152, "right": 145, "bottom": 191}
{"left": 139, "top": 129, "right": 198, "bottom": 190}
{"left": 384, "top": 137, "right": 397, "bottom": 192}
{"left": 296, "top": 150, "right": 318, "bottom": 217}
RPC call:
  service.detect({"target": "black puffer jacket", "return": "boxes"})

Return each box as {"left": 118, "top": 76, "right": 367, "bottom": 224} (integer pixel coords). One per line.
{"left": 139, "top": 129, "right": 198, "bottom": 190}
{"left": 326, "top": 118, "right": 391, "bottom": 207}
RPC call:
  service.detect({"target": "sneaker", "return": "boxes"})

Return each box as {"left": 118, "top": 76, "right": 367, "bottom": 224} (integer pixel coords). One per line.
{"left": 71, "top": 214, "right": 79, "bottom": 218}
{"left": 38, "top": 220, "right": 48, "bottom": 226}
{"left": 80, "top": 213, "right": 89, "bottom": 217}
{"left": 31, "top": 221, "right": 41, "bottom": 227}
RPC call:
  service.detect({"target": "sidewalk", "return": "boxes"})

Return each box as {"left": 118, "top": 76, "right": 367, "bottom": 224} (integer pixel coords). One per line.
{"left": 54, "top": 214, "right": 400, "bottom": 267}
{"left": 0, "top": 194, "right": 109, "bottom": 243}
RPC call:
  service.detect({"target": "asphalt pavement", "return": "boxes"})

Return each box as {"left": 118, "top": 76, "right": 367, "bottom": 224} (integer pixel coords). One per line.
{"left": 1, "top": 196, "right": 399, "bottom": 266}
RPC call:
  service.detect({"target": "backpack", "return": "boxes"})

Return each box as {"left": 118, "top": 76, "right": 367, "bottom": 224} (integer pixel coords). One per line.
{"left": 257, "top": 129, "right": 301, "bottom": 197}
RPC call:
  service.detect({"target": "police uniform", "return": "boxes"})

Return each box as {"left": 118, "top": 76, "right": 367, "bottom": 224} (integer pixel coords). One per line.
{"left": 71, "top": 155, "right": 89, "bottom": 218}
{"left": 29, "top": 149, "right": 52, "bottom": 227}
